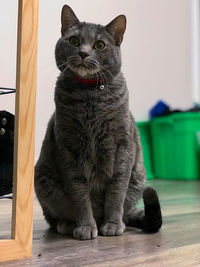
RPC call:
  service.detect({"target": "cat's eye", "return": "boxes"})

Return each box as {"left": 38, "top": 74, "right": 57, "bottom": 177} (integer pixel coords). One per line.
{"left": 93, "top": 40, "right": 105, "bottom": 51}
{"left": 69, "top": 36, "right": 80, "bottom": 47}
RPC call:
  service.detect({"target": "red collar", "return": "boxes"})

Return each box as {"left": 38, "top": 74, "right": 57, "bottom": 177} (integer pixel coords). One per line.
{"left": 74, "top": 76, "right": 102, "bottom": 85}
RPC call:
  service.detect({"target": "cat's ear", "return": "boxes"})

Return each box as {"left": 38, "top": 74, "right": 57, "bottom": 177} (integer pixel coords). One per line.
{"left": 61, "top": 5, "right": 79, "bottom": 36}
{"left": 105, "top": 15, "right": 126, "bottom": 46}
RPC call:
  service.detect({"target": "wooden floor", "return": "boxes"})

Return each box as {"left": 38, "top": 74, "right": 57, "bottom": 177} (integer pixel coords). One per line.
{"left": 1, "top": 180, "right": 200, "bottom": 266}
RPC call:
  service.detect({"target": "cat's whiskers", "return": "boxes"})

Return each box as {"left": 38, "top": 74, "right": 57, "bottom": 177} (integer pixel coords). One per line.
{"left": 89, "top": 59, "right": 118, "bottom": 99}
{"left": 89, "top": 59, "right": 113, "bottom": 83}
{"left": 95, "top": 71, "right": 103, "bottom": 90}
{"left": 87, "top": 60, "right": 106, "bottom": 86}
{"left": 59, "top": 57, "right": 80, "bottom": 76}
{"left": 78, "top": 60, "right": 99, "bottom": 76}
{"left": 86, "top": 59, "right": 106, "bottom": 86}
{"left": 87, "top": 60, "right": 111, "bottom": 91}
{"left": 98, "top": 70, "right": 110, "bottom": 91}
{"left": 58, "top": 55, "right": 76, "bottom": 66}
{"left": 88, "top": 59, "right": 100, "bottom": 69}
{"left": 60, "top": 64, "right": 72, "bottom": 87}
{"left": 60, "top": 59, "right": 116, "bottom": 99}
{"left": 100, "top": 65, "right": 114, "bottom": 78}
{"left": 58, "top": 55, "right": 79, "bottom": 70}
{"left": 84, "top": 62, "right": 101, "bottom": 90}
{"left": 99, "top": 70, "right": 118, "bottom": 100}
{"left": 57, "top": 62, "right": 68, "bottom": 69}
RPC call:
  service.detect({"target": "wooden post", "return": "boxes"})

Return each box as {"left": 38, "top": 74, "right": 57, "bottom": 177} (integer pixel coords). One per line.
{"left": 0, "top": 0, "right": 39, "bottom": 261}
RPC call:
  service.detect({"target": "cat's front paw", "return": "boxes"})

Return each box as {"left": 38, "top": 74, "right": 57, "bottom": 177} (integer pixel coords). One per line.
{"left": 100, "top": 222, "right": 125, "bottom": 236}
{"left": 73, "top": 225, "right": 98, "bottom": 240}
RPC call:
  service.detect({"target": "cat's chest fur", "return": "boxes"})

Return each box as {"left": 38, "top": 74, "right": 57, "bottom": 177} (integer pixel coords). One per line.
{"left": 79, "top": 98, "right": 115, "bottom": 188}
{"left": 56, "top": 90, "right": 117, "bottom": 189}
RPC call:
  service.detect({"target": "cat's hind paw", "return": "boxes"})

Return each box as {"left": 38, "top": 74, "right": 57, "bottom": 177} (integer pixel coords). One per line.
{"left": 57, "top": 221, "right": 75, "bottom": 235}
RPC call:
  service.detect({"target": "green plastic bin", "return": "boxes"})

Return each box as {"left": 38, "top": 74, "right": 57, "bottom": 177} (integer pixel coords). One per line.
{"left": 137, "top": 121, "right": 154, "bottom": 180}
{"left": 151, "top": 112, "right": 200, "bottom": 180}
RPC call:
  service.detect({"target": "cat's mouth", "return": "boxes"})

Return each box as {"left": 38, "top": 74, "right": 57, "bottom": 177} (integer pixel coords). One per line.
{"left": 70, "top": 65, "right": 99, "bottom": 77}
{"left": 69, "top": 61, "right": 100, "bottom": 77}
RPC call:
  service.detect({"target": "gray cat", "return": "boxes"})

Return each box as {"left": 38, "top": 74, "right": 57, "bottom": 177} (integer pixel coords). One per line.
{"left": 35, "top": 5, "right": 162, "bottom": 240}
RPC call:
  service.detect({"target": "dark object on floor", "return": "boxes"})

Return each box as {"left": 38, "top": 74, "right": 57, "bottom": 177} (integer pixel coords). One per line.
{"left": 0, "top": 110, "right": 14, "bottom": 196}
{"left": 187, "top": 107, "right": 200, "bottom": 112}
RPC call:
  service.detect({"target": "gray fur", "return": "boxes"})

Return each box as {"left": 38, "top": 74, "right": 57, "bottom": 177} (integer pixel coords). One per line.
{"left": 35, "top": 5, "right": 161, "bottom": 240}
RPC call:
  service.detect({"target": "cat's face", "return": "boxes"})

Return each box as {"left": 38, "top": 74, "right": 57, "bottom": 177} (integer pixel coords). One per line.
{"left": 55, "top": 5, "right": 126, "bottom": 78}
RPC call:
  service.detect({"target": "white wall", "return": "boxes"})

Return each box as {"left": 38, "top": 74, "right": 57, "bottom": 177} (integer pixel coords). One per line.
{"left": 0, "top": 1, "right": 18, "bottom": 114}
{"left": 0, "top": 0, "right": 194, "bottom": 160}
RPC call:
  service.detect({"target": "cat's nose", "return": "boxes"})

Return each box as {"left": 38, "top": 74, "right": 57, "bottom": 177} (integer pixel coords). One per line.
{"left": 79, "top": 51, "right": 89, "bottom": 59}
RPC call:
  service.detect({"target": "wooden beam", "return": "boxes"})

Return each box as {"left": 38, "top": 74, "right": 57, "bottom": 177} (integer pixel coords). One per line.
{"left": 0, "top": 0, "right": 39, "bottom": 262}
{"left": 0, "top": 240, "right": 27, "bottom": 262}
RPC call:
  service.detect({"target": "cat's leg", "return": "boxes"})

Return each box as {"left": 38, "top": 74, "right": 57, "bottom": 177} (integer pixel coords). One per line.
{"left": 35, "top": 173, "right": 77, "bottom": 234}
{"left": 99, "top": 162, "right": 132, "bottom": 236}
{"left": 36, "top": 173, "right": 97, "bottom": 239}
{"left": 66, "top": 181, "right": 98, "bottom": 240}
{"left": 39, "top": 157, "right": 98, "bottom": 239}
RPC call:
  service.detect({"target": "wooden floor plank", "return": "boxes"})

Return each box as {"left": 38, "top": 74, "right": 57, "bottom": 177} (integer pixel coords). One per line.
{"left": 84, "top": 243, "right": 200, "bottom": 267}
{"left": 0, "top": 180, "right": 200, "bottom": 266}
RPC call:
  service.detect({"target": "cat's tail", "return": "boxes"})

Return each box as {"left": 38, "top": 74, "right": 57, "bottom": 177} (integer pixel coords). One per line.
{"left": 125, "top": 187, "right": 162, "bottom": 232}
